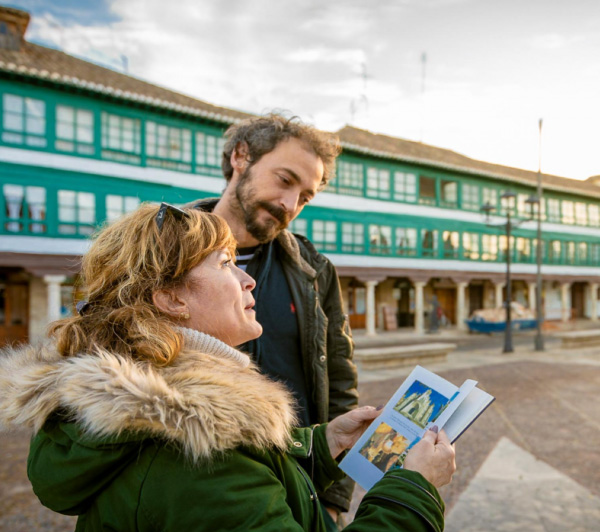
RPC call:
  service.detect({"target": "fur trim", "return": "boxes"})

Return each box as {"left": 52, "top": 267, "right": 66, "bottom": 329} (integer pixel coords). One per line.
{"left": 0, "top": 342, "right": 297, "bottom": 461}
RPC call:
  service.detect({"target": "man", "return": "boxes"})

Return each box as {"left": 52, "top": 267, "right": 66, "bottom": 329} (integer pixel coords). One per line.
{"left": 190, "top": 114, "right": 358, "bottom": 527}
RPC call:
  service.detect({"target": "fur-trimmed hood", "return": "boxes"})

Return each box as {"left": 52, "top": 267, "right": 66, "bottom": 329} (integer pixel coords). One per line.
{"left": 0, "top": 336, "right": 297, "bottom": 460}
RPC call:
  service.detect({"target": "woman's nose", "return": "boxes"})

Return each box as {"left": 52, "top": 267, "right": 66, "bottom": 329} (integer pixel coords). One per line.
{"left": 238, "top": 267, "right": 256, "bottom": 290}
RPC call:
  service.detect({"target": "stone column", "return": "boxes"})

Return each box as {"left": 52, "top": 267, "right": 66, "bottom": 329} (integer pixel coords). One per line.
{"left": 590, "top": 282, "right": 598, "bottom": 322}
{"left": 527, "top": 281, "right": 536, "bottom": 311}
{"left": 43, "top": 275, "right": 67, "bottom": 324}
{"left": 365, "top": 280, "right": 379, "bottom": 336}
{"left": 456, "top": 281, "right": 468, "bottom": 330}
{"left": 414, "top": 281, "right": 426, "bottom": 334}
{"left": 560, "top": 282, "right": 571, "bottom": 322}
{"left": 494, "top": 282, "right": 505, "bottom": 308}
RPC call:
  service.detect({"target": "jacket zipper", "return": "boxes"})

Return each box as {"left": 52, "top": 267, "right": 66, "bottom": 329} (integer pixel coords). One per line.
{"left": 295, "top": 463, "right": 320, "bottom": 529}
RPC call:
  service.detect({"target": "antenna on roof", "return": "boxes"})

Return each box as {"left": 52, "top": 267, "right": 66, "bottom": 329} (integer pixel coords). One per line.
{"left": 420, "top": 52, "right": 427, "bottom": 143}
{"left": 121, "top": 54, "right": 129, "bottom": 74}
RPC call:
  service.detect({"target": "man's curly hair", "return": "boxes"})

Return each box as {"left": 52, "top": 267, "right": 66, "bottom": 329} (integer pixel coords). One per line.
{"left": 221, "top": 114, "right": 341, "bottom": 190}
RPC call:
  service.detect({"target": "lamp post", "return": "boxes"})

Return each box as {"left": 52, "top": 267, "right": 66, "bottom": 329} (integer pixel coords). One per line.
{"left": 534, "top": 119, "right": 545, "bottom": 351}
{"left": 481, "top": 191, "right": 518, "bottom": 353}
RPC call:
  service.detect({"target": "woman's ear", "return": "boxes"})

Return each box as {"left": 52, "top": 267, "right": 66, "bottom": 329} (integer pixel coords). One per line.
{"left": 152, "top": 289, "right": 188, "bottom": 318}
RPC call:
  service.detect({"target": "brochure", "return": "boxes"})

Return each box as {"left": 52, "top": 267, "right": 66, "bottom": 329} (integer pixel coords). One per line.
{"left": 339, "top": 365, "right": 494, "bottom": 490}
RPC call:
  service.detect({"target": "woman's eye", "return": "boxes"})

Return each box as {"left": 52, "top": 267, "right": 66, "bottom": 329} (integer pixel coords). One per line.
{"left": 222, "top": 259, "right": 232, "bottom": 267}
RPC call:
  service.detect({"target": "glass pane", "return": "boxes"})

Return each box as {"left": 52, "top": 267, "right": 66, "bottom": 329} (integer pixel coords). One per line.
{"left": 58, "top": 190, "right": 76, "bottom": 206}
{"left": 77, "top": 109, "right": 93, "bottom": 126}
{"left": 78, "top": 192, "right": 95, "bottom": 208}
{"left": 124, "top": 196, "right": 140, "bottom": 211}
{"left": 77, "top": 124, "right": 93, "bottom": 143}
{"left": 106, "top": 195, "right": 122, "bottom": 211}
{"left": 26, "top": 186, "right": 45, "bottom": 204}
{"left": 57, "top": 122, "right": 74, "bottom": 140}
{"left": 3, "top": 94, "right": 23, "bottom": 113}
{"left": 26, "top": 98, "right": 45, "bottom": 117}
{"left": 57, "top": 105, "right": 74, "bottom": 123}
{"left": 3, "top": 113, "right": 22, "bottom": 131}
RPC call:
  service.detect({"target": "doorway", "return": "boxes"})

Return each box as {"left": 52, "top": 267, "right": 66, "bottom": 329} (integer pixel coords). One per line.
{"left": 0, "top": 271, "right": 29, "bottom": 347}
{"left": 434, "top": 288, "right": 456, "bottom": 324}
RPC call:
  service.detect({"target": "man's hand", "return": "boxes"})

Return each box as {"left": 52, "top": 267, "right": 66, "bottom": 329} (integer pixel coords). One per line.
{"left": 326, "top": 406, "right": 381, "bottom": 459}
{"left": 403, "top": 427, "right": 456, "bottom": 488}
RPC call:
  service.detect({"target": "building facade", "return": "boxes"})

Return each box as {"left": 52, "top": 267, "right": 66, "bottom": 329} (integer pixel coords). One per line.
{"left": 1, "top": 6, "right": 599, "bottom": 346}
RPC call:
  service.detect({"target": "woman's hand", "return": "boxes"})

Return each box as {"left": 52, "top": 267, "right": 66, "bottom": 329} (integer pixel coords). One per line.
{"left": 326, "top": 406, "right": 381, "bottom": 459}
{"left": 403, "top": 427, "right": 456, "bottom": 488}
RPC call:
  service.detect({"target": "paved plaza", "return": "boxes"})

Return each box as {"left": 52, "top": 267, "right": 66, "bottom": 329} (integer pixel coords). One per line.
{"left": 2, "top": 328, "right": 600, "bottom": 531}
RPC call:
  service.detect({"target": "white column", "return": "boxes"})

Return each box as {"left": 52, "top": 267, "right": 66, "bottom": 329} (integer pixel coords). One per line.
{"left": 414, "top": 281, "right": 426, "bottom": 334}
{"left": 494, "top": 282, "right": 505, "bottom": 308}
{"left": 561, "top": 282, "right": 571, "bottom": 323}
{"left": 456, "top": 282, "right": 468, "bottom": 330}
{"left": 527, "top": 282, "right": 536, "bottom": 311}
{"left": 590, "top": 283, "right": 598, "bottom": 322}
{"left": 43, "top": 275, "right": 67, "bottom": 324}
{"left": 365, "top": 280, "right": 379, "bottom": 336}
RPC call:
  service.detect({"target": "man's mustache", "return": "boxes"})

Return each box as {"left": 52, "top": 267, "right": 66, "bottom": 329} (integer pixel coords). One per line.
{"left": 256, "top": 201, "right": 290, "bottom": 226}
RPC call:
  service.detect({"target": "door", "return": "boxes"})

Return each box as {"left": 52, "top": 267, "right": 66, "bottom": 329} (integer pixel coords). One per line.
{"left": 469, "top": 285, "right": 484, "bottom": 317}
{"left": 434, "top": 288, "right": 456, "bottom": 324}
{"left": 348, "top": 284, "right": 366, "bottom": 329}
{"left": 571, "top": 282, "right": 586, "bottom": 319}
{"left": 0, "top": 280, "right": 29, "bottom": 347}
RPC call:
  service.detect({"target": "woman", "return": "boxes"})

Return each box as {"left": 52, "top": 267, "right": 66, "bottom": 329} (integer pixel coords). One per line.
{"left": 0, "top": 204, "right": 455, "bottom": 531}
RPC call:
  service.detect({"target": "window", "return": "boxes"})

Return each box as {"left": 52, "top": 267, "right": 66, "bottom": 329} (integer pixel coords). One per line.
{"left": 577, "top": 242, "right": 588, "bottom": 264}
{"left": 105, "top": 195, "right": 140, "bottom": 223}
{"left": 101, "top": 112, "right": 141, "bottom": 163}
{"left": 482, "top": 187, "right": 498, "bottom": 211}
{"left": 311, "top": 220, "right": 337, "bottom": 252}
{"left": 3, "top": 184, "right": 46, "bottom": 233}
{"left": 58, "top": 190, "right": 95, "bottom": 235}
{"left": 146, "top": 121, "right": 191, "bottom": 170}
{"left": 366, "top": 167, "right": 390, "bottom": 199}
{"left": 546, "top": 198, "right": 560, "bottom": 222}
{"left": 342, "top": 222, "right": 364, "bottom": 253}
{"left": 562, "top": 200, "right": 575, "bottom": 224}
{"left": 575, "top": 202, "right": 587, "bottom": 226}
{"left": 419, "top": 176, "right": 436, "bottom": 205}
{"left": 337, "top": 161, "right": 364, "bottom": 196}
{"left": 499, "top": 235, "right": 515, "bottom": 261}
{"left": 463, "top": 232, "right": 480, "bottom": 260}
{"left": 369, "top": 224, "right": 392, "bottom": 254}
{"left": 393, "top": 172, "right": 416, "bottom": 202}
{"left": 442, "top": 230, "right": 459, "bottom": 259}
{"left": 589, "top": 204, "right": 600, "bottom": 227}
{"left": 462, "top": 184, "right": 480, "bottom": 211}
{"left": 395, "top": 227, "right": 417, "bottom": 256}
{"left": 55, "top": 105, "right": 94, "bottom": 154}
{"left": 481, "top": 234, "right": 498, "bottom": 261}
{"left": 517, "top": 193, "right": 530, "bottom": 218}
{"left": 590, "top": 243, "right": 600, "bottom": 265}
{"left": 565, "top": 241, "right": 575, "bottom": 264}
{"left": 289, "top": 218, "right": 307, "bottom": 236}
{"left": 421, "top": 229, "right": 438, "bottom": 257}
{"left": 516, "top": 237, "right": 531, "bottom": 262}
{"left": 440, "top": 180, "right": 457, "bottom": 207}
{"left": 2, "top": 93, "right": 46, "bottom": 147}
{"left": 548, "top": 240, "right": 562, "bottom": 264}
{"left": 196, "top": 132, "right": 225, "bottom": 168}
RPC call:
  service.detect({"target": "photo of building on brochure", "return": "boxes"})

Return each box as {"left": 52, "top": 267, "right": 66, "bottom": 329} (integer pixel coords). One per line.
{"left": 358, "top": 422, "right": 410, "bottom": 473}
{"left": 393, "top": 380, "right": 451, "bottom": 429}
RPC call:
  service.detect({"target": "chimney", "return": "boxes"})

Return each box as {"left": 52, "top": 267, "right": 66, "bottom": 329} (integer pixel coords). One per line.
{"left": 0, "top": 6, "right": 30, "bottom": 51}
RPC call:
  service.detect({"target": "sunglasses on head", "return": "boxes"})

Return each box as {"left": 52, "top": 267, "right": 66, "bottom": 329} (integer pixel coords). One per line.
{"left": 155, "top": 202, "right": 191, "bottom": 232}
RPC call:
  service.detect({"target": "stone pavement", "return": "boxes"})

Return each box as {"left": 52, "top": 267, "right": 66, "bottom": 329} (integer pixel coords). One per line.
{"left": 349, "top": 334, "right": 600, "bottom": 531}
{"left": 1, "top": 326, "right": 599, "bottom": 531}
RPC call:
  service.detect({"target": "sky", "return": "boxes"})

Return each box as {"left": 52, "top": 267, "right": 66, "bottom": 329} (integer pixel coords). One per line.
{"left": 10, "top": 0, "right": 600, "bottom": 180}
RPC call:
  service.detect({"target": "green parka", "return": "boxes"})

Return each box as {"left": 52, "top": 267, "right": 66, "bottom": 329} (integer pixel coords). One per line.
{"left": 0, "top": 330, "right": 444, "bottom": 532}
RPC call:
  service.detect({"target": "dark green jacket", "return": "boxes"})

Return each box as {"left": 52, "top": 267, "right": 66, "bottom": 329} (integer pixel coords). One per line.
{"left": 28, "top": 419, "right": 444, "bottom": 532}
{"left": 192, "top": 198, "right": 359, "bottom": 510}
{"left": 0, "top": 335, "right": 444, "bottom": 532}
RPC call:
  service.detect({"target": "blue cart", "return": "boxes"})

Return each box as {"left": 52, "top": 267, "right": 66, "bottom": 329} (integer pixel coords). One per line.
{"left": 465, "top": 318, "right": 538, "bottom": 333}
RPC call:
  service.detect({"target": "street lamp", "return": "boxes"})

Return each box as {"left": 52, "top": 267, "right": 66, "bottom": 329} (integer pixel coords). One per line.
{"left": 481, "top": 191, "right": 519, "bottom": 353}
{"left": 525, "top": 191, "right": 544, "bottom": 351}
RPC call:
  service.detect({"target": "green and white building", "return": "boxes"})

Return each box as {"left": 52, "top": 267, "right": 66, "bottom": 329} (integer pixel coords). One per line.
{"left": 1, "top": 6, "right": 599, "bottom": 346}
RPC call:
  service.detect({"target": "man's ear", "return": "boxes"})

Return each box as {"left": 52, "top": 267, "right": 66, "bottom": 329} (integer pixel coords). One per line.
{"left": 152, "top": 289, "right": 188, "bottom": 318}
{"left": 231, "top": 141, "right": 249, "bottom": 173}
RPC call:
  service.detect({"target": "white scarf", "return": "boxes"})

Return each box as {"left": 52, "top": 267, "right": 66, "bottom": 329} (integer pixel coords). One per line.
{"left": 176, "top": 327, "right": 251, "bottom": 368}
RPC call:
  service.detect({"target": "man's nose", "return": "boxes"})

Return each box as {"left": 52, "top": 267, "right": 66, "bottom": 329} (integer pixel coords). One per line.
{"left": 280, "top": 192, "right": 299, "bottom": 214}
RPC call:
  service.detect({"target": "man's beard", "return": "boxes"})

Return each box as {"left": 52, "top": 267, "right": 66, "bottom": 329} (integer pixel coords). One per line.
{"left": 234, "top": 167, "right": 291, "bottom": 243}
